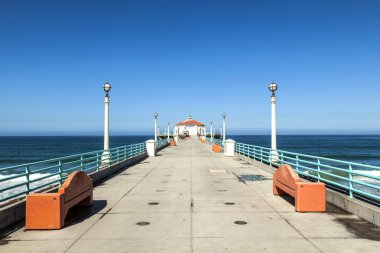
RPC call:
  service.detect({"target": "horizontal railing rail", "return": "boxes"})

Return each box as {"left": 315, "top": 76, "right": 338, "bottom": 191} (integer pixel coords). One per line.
{"left": 205, "top": 137, "right": 224, "bottom": 148}
{"left": 157, "top": 138, "right": 169, "bottom": 148}
{"left": 235, "top": 142, "right": 380, "bottom": 204}
{"left": 0, "top": 142, "right": 146, "bottom": 204}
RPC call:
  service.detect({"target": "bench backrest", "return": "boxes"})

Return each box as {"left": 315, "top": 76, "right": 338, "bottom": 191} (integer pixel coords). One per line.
{"left": 274, "top": 164, "right": 301, "bottom": 190}
{"left": 58, "top": 171, "right": 92, "bottom": 203}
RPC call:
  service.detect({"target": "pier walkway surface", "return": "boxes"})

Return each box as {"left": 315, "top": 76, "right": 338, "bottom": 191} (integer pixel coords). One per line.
{"left": 1, "top": 139, "right": 380, "bottom": 252}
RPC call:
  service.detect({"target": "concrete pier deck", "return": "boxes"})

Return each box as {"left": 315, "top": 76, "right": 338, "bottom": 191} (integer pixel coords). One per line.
{"left": 1, "top": 139, "right": 380, "bottom": 252}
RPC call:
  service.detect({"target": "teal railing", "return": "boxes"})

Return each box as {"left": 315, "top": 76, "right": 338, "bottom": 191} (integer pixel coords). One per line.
{"left": 157, "top": 138, "right": 169, "bottom": 148}
{"left": 0, "top": 142, "right": 146, "bottom": 204}
{"left": 205, "top": 137, "right": 224, "bottom": 148}
{"left": 235, "top": 142, "right": 380, "bottom": 204}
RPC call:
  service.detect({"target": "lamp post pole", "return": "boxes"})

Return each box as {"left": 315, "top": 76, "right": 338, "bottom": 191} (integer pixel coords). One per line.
{"left": 210, "top": 121, "right": 213, "bottom": 142}
{"left": 222, "top": 113, "right": 226, "bottom": 144}
{"left": 154, "top": 113, "right": 158, "bottom": 146}
{"left": 103, "top": 81, "right": 111, "bottom": 164}
{"left": 167, "top": 122, "right": 170, "bottom": 142}
{"left": 269, "top": 81, "right": 279, "bottom": 162}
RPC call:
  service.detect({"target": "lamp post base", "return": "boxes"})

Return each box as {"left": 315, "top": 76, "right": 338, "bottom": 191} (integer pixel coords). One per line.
{"left": 101, "top": 150, "right": 110, "bottom": 166}
{"left": 270, "top": 150, "right": 280, "bottom": 164}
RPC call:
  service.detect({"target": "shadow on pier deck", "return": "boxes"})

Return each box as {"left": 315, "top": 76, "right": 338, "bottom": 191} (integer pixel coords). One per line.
{"left": 1, "top": 139, "right": 380, "bottom": 252}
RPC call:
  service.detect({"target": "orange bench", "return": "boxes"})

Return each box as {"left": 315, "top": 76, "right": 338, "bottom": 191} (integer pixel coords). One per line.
{"left": 170, "top": 138, "right": 176, "bottom": 146}
{"left": 212, "top": 144, "right": 222, "bottom": 153}
{"left": 273, "top": 164, "right": 326, "bottom": 212}
{"left": 26, "top": 171, "right": 93, "bottom": 229}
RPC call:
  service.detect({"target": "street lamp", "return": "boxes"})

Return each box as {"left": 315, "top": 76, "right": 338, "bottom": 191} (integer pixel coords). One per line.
{"left": 269, "top": 81, "right": 279, "bottom": 162}
{"left": 222, "top": 113, "right": 226, "bottom": 143}
{"left": 103, "top": 81, "right": 111, "bottom": 163}
{"left": 167, "top": 122, "right": 170, "bottom": 142}
{"left": 154, "top": 113, "right": 158, "bottom": 145}
{"left": 210, "top": 121, "right": 213, "bottom": 141}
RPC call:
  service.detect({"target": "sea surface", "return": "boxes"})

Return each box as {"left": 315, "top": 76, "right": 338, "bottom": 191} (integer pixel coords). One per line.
{"left": 0, "top": 135, "right": 380, "bottom": 169}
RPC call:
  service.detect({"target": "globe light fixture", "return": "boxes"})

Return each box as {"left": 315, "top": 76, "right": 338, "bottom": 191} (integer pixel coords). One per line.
{"left": 269, "top": 81, "right": 278, "bottom": 96}
{"left": 222, "top": 112, "right": 226, "bottom": 119}
{"left": 154, "top": 112, "right": 158, "bottom": 119}
{"left": 103, "top": 81, "right": 111, "bottom": 94}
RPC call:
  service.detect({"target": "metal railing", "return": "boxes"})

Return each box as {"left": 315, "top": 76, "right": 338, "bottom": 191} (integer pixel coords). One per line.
{"left": 205, "top": 137, "right": 224, "bottom": 148}
{"left": 157, "top": 138, "right": 169, "bottom": 149}
{"left": 0, "top": 142, "right": 146, "bottom": 204}
{"left": 235, "top": 142, "right": 380, "bottom": 204}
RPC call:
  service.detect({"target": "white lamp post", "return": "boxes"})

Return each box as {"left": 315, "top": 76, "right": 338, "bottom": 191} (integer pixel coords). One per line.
{"left": 154, "top": 113, "right": 158, "bottom": 145}
{"left": 103, "top": 81, "right": 111, "bottom": 163}
{"left": 167, "top": 122, "right": 170, "bottom": 142}
{"left": 222, "top": 113, "right": 226, "bottom": 143}
{"left": 269, "top": 81, "right": 279, "bottom": 162}
{"left": 210, "top": 121, "right": 213, "bottom": 141}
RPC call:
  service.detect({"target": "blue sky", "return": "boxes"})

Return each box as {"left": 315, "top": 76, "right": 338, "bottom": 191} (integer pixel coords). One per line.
{"left": 0, "top": 0, "right": 379, "bottom": 135}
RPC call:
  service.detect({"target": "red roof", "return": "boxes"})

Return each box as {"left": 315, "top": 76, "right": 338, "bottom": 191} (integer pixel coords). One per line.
{"left": 176, "top": 118, "right": 205, "bottom": 126}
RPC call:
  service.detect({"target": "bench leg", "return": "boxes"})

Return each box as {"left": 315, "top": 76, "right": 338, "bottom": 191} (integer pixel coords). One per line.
{"left": 273, "top": 176, "right": 287, "bottom": 195}
{"left": 273, "top": 185, "right": 287, "bottom": 195}
{"left": 295, "top": 183, "right": 326, "bottom": 212}
{"left": 26, "top": 193, "right": 65, "bottom": 230}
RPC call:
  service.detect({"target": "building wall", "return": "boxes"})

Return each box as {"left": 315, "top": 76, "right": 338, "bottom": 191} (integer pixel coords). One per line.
{"left": 175, "top": 125, "right": 205, "bottom": 136}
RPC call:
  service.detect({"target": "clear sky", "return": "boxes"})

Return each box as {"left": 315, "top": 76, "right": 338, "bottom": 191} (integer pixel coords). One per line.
{"left": 0, "top": 0, "right": 379, "bottom": 135}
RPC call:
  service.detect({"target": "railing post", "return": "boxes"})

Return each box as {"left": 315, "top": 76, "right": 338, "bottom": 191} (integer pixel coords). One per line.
{"left": 260, "top": 147, "right": 263, "bottom": 162}
{"left": 96, "top": 152, "right": 100, "bottom": 172}
{"left": 124, "top": 146, "right": 127, "bottom": 160}
{"left": 117, "top": 147, "right": 120, "bottom": 163}
{"left": 253, "top": 146, "right": 256, "bottom": 160}
{"left": 348, "top": 164, "right": 353, "bottom": 198}
{"left": 58, "top": 160, "right": 63, "bottom": 185}
{"left": 317, "top": 158, "right": 321, "bottom": 182}
{"left": 108, "top": 151, "right": 111, "bottom": 167}
{"left": 280, "top": 151, "right": 284, "bottom": 165}
{"left": 269, "top": 149, "right": 272, "bottom": 167}
{"left": 25, "top": 165, "right": 30, "bottom": 195}
{"left": 295, "top": 155, "right": 299, "bottom": 173}
{"left": 80, "top": 155, "right": 84, "bottom": 171}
